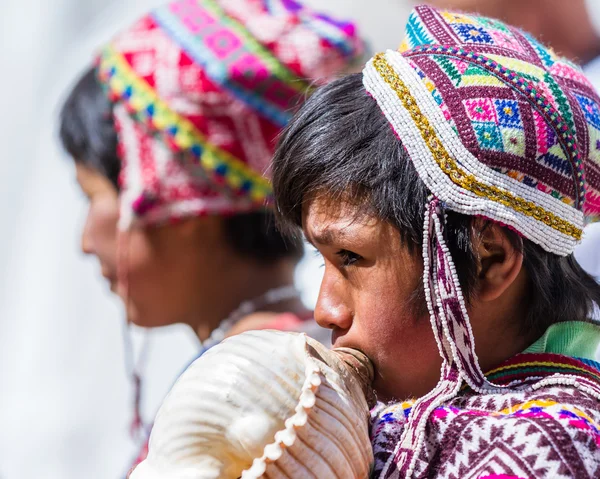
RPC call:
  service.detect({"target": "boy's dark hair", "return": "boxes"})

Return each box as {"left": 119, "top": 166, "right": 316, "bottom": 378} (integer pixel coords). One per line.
{"left": 59, "top": 67, "right": 302, "bottom": 264}
{"left": 272, "top": 73, "right": 600, "bottom": 336}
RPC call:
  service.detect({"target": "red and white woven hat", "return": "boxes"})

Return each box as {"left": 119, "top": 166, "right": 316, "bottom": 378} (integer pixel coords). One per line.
{"left": 98, "top": 0, "right": 364, "bottom": 228}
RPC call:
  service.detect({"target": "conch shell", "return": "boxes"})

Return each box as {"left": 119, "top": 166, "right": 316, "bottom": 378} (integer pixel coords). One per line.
{"left": 130, "top": 330, "right": 374, "bottom": 479}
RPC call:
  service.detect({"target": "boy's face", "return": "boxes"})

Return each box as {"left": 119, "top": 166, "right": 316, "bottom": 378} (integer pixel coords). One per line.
{"left": 303, "top": 196, "right": 442, "bottom": 402}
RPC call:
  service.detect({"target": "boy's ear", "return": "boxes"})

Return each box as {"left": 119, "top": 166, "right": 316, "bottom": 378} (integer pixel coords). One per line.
{"left": 471, "top": 220, "right": 524, "bottom": 302}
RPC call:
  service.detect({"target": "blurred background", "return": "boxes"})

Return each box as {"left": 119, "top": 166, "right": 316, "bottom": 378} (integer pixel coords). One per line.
{"left": 2, "top": 0, "right": 600, "bottom": 477}
{"left": 0, "top": 0, "right": 413, "bottom": 477}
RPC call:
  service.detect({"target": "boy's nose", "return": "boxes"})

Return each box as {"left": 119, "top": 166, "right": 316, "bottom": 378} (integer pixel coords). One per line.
{"left": 314, "top": 272, "right": 353, "bottom": 332}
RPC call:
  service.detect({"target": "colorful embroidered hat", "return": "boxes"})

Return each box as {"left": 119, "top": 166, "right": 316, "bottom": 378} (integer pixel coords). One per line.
{"left": 365, "top": 7, "right": 600, "bottom": 256}
{"left": 362, "top": 5, "right": 600, "bottom": 476}
{"left": 98, "top": 0, "right": 364, "bottom": 228}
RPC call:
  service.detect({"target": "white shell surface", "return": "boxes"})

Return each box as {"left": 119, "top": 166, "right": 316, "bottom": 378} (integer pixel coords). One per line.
{"left": 130, "top": 330, "right": 373, "bottom": 479}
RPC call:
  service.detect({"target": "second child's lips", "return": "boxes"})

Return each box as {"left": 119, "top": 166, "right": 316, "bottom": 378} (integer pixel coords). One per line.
{"left": 102, "top": 272, "right": 117, "bottom": 282}
{"left": 100, "top": 267, "right": 118, "bottom": 290}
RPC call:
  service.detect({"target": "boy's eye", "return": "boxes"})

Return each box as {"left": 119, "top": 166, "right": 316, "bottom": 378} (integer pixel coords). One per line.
{"left": 336, "top": 249, "right": 362, "bottom": 267}
{"left": 312, "top": 248, "right": 325, "bottom": 269}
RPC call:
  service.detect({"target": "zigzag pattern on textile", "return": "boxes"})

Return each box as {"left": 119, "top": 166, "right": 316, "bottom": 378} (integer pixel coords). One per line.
{"left": 405, "top": 11, "right": 434, "bottom": 48}
{"left": 371, "top": 354, "right": 600, "bottom": 479}
{"left": 152, "top": 0, "right": 306, "bottom": 127}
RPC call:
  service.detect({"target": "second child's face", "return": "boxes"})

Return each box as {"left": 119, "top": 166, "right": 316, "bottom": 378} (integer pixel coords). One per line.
{"left": 303, "top": 196, "right": 442, "bottom": 402}
{"left": 75, "top": 163, "right": 239, "bottom": 329}
{"left": 76, "top": 163, "right": 120, "bottom": 293}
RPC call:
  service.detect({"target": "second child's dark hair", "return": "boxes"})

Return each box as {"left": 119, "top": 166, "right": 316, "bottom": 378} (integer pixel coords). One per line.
{"left": 60, "top": 67, "right": 120, "bottom": 189}
{"left": 272, "top": 73, "right": 600, "bottom": 337}
{"left": 60, "top": 67, "right": 302, "bottom": 264}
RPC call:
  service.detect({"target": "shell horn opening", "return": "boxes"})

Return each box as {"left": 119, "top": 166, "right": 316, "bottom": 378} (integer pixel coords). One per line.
{"left": 305, "top": 337, "right": 377, "bottom": 408}
{"left": 332, "top": 347, "right": 377, "bottom": 408}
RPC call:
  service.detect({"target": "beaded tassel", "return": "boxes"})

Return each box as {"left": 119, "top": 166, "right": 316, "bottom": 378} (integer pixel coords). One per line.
{"left": 390, "top": 198, "right": 509, "bottom": 477}
{"left": 385, "top": 198, "right": 462, "bottom": 478}
{"left": 117, "top": 229, "right": 150, "bottom": 444}
{"left": 121, "top": 321, "right": 150, "bottom": 443}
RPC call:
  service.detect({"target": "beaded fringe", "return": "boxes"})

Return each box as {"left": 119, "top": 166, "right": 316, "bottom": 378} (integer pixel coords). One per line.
{"left": 387, "top": 198, "right": 506, "bottom": 478}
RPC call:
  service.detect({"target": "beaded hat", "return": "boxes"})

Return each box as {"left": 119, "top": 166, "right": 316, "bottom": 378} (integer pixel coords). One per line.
{"left": 98, "top": 0, "right": 364, "bottom": 228}
{"left": 362, "top": 5, "right": 600, "bottom": 476}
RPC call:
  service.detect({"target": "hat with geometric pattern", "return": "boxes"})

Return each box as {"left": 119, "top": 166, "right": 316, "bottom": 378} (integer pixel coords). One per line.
{"left": 365, "top": 6, "right": 600, "bottom": 256}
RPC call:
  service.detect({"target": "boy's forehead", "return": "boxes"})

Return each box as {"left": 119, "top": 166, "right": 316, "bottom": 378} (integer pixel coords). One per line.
{"left": 302, "top": 195, "right": 381, "bottom": 244}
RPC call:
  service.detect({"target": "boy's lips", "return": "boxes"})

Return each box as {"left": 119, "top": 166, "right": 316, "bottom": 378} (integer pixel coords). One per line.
{"left": 331, "top": 335, "right": 378, "bottom": 398}
{"left": 331, "top": 329, "right": 346, "bottom": 348}
{"left": 331, "top": 332, "right": 367, "bottom": 358}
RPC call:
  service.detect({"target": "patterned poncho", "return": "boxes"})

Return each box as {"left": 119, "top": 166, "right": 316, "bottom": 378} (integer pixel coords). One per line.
{"left": 371, "top": 321, "right": 600, "bottom": 478}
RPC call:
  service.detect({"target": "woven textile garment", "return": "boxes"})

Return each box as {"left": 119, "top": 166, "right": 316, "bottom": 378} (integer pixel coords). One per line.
{"left": 362, "top": 5, "right": 600, "bottom": 478}
{"left": 98, "top": 0, "right": 364, "bottom": 228}
{"left": 371, "top": 352, "right": 600, "bottom": 479}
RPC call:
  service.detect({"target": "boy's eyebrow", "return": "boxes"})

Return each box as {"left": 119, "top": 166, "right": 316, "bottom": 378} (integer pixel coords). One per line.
{"left": 309, "top": 227, "right": 347, "bottom": 246}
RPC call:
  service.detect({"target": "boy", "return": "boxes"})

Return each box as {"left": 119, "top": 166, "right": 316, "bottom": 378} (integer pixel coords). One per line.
{"left": 272, "top": 6, "right": 600, "bottom": 477}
